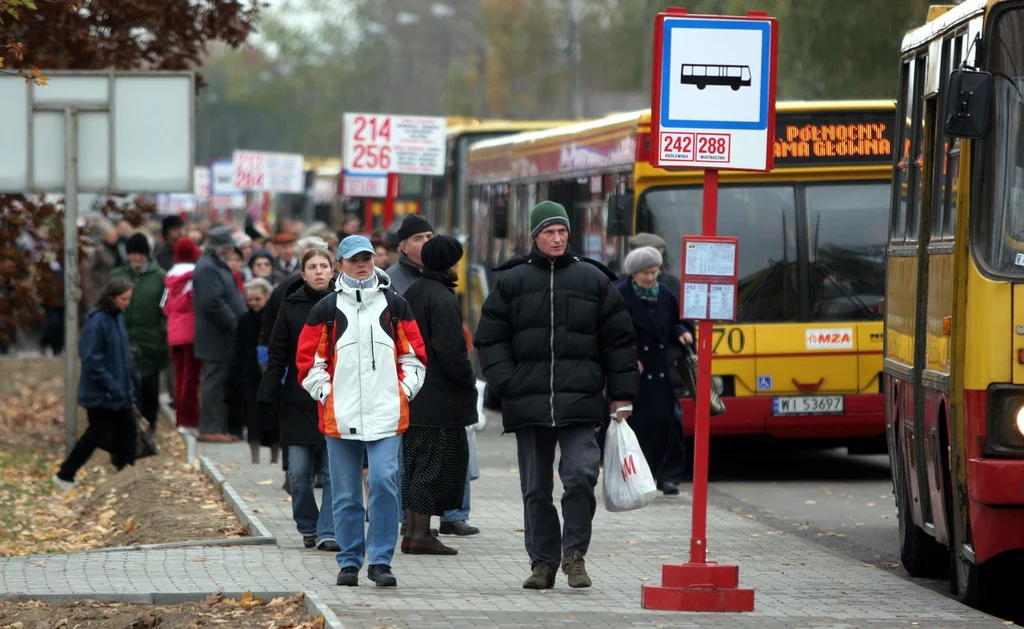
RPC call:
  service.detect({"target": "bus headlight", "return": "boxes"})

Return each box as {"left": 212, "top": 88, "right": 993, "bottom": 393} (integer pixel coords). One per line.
{"left": 985, "top": 385, "right": 1024, "bottom": 456}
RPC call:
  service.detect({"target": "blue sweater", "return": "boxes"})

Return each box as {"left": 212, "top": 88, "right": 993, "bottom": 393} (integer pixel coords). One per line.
{"left": 78, "top": 308, "right": 136, "bottom": 410}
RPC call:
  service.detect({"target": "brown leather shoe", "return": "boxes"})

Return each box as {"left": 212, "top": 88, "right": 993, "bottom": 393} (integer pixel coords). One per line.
{"left": 407, "top": 537, "right": 457, "bottom": 555}
{"left": 400, "top": 537, "right": 411, "bottom": 554}
{"left": 198, "top": 433, "right": 234, "bottom": 443}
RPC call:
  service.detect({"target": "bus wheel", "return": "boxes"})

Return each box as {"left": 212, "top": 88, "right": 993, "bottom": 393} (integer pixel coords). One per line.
{"left": 950, "top": 518, "right": 995, "bottom": 608}
{"left": 897, "top": 454, "right": 947, "bottom": 577}
{"left": 731, "top": 85, "right": 740, "bottom": 91}
{"left": 697, "top": 84, "right": 706, "bottom": 90}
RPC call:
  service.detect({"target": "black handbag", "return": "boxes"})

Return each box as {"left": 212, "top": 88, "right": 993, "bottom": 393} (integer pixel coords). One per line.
{"left": 133, "top": 407, "right": 159, "bottom": 459}
{"left": 675, "top": 343, "right": 726, "bottom": 416}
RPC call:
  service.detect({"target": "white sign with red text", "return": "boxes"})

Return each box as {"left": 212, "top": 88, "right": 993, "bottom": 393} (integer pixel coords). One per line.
{"left": 194, "top": 166, "right": 211, "bottom": 199}
{"left": 806, "top": 328, "right": 854, "bottom": 350}
{"left": 232, "top": 150, "right": 304, "bottom": 193}
{"left": 343, "top": 113, "right": 446, "bottom": 177}
{"left": 342, "top": 172, "right": 388, "bottom": 198}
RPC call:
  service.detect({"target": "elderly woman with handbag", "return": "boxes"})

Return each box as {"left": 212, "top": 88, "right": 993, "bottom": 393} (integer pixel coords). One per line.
{"left": 616, "top": 246, "right": 693, "bottom": 496}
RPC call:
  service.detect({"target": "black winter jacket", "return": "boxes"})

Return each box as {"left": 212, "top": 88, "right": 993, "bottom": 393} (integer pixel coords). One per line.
{"left": 474, "top": 246, "right": 638, "bottom": 432}
{"left": 404, "top": 270, "right": 478, "bottom": 428}
{"left": 258, "top": 271, "right": 305, "bottom": 361}
{"left": 258, "top": 283, "right": 329, "bottom": 446}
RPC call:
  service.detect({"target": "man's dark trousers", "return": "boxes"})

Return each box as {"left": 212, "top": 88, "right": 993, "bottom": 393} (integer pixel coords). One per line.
{"left": 515, "top": 424, "right": 600, "bottom": 569}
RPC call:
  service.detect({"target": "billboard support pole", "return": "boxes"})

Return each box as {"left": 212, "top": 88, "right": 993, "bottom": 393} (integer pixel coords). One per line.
{"left": 63, "top": 106, "right": 80, "bottom": 456}
{"left": 383, "top": 172, "right": 399, "bottom": 229}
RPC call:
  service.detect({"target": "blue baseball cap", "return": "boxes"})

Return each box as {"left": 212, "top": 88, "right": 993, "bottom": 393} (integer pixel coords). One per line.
{"left": 336, "top": 235, "right": 376, "bottom": 261}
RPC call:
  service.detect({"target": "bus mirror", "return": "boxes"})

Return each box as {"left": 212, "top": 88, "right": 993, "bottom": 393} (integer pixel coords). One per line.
{"left": 943, "top": 69, "right": 992, "bottom": 139}
{"left": 607, "top": 193, "right": 634, "bottom": 237}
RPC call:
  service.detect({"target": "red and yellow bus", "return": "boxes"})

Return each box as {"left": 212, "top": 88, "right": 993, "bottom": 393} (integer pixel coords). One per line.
{"left": 466, "top": 101, "right": 896, "bottom": 450}
{"left": 886, "top": 0, "right": 1024, "bottom": 607}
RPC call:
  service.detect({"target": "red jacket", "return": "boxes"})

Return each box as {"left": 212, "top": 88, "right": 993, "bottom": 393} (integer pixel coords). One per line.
{"left": 162, "top": 263, "right": 196, "bottom": 346}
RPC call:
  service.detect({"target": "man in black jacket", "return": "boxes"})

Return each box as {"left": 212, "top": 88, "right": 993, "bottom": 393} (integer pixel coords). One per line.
{"left": 193, "top": 226, "right": 247, "bottom": 441}
{"left": 474, "top": 201, "right": 638, "bottom": 590}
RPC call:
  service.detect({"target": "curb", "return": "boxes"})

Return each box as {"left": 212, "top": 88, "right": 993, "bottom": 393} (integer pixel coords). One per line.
{"left": 199, "top": 455, "right": 277, "bottom": 541}
{"left": 0, "top": 591, "right": 344, "bottom": 628}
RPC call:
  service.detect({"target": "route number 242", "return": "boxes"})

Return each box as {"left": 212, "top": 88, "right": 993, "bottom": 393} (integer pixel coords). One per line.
{"left": 351, "top": 115, "right": 392, "bottom": 169}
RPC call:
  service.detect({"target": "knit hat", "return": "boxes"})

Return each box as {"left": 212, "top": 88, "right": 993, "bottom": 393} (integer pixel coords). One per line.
{"left": 529, "top": 201, "right": 570, "bottom": 239}
{"left": 173, "top": 237, "right": 201, "bottom": 263}
{"left": 125, "top": 233, "right": 151, "bottom": 257}
{"left": 248, "top": 248, "right": 274, "bottom": 269}
{"left": 233, "top": 232, "right": 253, "bottom": 248}
{"left": 421, "top": 235, "right": 463, "bottom": 272}
{"left": 206, "top": 225, "right": 235, "bottom": 253}
{"left": 629, "top": 232, "right": 667, "bottom": 252}
{"left": 624, "top": 246, "right": 663, "bottom": 275}
{"left": 161, "top": 215, "right": 185, "bottom": 237}
{"left": 397, "top": 214, "right": 433, "bottom": 242}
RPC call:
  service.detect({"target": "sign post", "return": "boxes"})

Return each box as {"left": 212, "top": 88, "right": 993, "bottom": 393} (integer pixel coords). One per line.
{"left": 641, "top": 7, "right": 777, "bottom": 613}
{"left": 342, "top": 113, "right": 446, "bottom": 231}
{"left": 0, "top": 71, "right": 195, "bottom": 456}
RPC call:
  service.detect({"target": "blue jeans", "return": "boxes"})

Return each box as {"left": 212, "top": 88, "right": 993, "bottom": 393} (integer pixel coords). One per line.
{"left": 288, "top": 445, "right": 335, "bottom": 545}
{"left": 441, "top": 468, "right": 471, "bottom": 522}
{"left": 397, "top": 439, "right": 405, "bottom": 524}
{"left": 325, "top": 435, "right": 401, "bottom": 569}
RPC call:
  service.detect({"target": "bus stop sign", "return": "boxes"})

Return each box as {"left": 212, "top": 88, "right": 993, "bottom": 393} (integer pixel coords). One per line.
{"left": 651, "top": 11, "right": 778, "bottom": 172}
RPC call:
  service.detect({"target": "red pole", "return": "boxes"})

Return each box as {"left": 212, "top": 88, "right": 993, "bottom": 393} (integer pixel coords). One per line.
{"left": 690, "top": 169, "right": 719, "bottom": 565}
{"left": 382, "top": 172, "right": 399, "bottom": 230}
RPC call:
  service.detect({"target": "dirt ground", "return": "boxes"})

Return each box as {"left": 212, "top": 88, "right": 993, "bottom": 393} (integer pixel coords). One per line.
{"left": 0, "top": 592, "right": 325, "bottom": 629}
{"left": 0, "top": 359, "right": 247, "bottom": 556}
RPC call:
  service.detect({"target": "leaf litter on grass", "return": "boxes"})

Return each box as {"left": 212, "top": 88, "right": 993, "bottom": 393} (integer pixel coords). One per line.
{"left": 0, "top": 358, "right": 248, "bottom": 556}
{"left": 0, "top": 592, "right": 325, "bottom": 628}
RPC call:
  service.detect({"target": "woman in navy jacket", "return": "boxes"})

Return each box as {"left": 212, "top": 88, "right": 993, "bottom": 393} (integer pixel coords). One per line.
{"left": 616, "top": 246, "right": 694, "bottom": 496}
{"left": 53, "top": 277, "right": 138, "bottom": 490}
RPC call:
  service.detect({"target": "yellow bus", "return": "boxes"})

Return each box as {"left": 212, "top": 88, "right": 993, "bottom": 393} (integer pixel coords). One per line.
{"left": 885, "top": 0, "right": 1024, "bottom": 607}
{"left": 465, "top": 101, "right": 896, "bottom": 450}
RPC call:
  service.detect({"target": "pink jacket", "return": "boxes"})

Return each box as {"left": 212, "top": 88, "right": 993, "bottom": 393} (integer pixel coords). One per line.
{"left": 162, "top": 263, "right": 196, "bottom": 346}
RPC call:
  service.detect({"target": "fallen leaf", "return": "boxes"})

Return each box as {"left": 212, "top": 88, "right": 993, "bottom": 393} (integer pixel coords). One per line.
{"left": 124, "top": 517, "right": 136, "bottom": 533}
{"left": 805, "top": 500, "right": 817, "bottom": 505}
{"left": 202, "top": 591, "right": 223, "bottom": 607}
{"left": 257, "top": 480, "right": 276, "bottom": 485}
{"left": 866, "top": 502, "right": 876, "bottom": 507}
{"left": 625, "top": 540, "right": 639, "bottom": 544}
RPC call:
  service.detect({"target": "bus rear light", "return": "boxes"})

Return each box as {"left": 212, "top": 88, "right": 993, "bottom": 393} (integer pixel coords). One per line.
{"left": 943, "top": 316, "right": 951, "bottom": 336}
{"left": 1018, "top": 348, "right": 1024, "bottom": 365}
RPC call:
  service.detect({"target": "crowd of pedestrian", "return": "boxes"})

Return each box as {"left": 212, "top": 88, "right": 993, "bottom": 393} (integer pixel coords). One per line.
{"left": 50, "top": 204, "right": 693, "bottom": 591}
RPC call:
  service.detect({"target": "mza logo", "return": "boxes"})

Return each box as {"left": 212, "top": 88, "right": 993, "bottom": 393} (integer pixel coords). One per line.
{"left": 621, "top": 454, "right": 638, "bottom": 482}
{"left": 806, "top": 328, "right": 854, "bottom": 350}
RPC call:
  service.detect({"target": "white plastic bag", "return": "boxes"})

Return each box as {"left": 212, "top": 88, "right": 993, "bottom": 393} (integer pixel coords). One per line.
{"left": 602, "top": 419, "right": 658, "bottom": 512}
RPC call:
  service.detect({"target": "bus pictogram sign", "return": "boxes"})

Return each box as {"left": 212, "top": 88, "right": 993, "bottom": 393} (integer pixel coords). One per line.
{"left": 651, "top": 12, "right": 778, "bottom": 172}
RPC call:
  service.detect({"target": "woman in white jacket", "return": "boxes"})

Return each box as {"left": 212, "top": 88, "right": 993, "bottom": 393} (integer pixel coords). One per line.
{"left": 297, "top": 235, "right": 426, "bottom": 589}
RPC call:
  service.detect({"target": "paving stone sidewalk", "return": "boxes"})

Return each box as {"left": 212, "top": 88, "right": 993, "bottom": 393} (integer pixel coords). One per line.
{"left": 0, "top": 413, "right": 1011, "bottom": 628}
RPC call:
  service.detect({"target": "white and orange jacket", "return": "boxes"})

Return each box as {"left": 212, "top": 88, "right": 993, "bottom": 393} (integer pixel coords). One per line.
{"left": 296, "top": 269, "right": 427, "bottom": 441}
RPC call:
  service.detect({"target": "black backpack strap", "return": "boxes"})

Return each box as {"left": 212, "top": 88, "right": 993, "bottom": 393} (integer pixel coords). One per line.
{"left": 381, "top": 287, "right": 401, "bottom": 343}
{"left": 323, "top": 293, "right": 337, "bottom": 360}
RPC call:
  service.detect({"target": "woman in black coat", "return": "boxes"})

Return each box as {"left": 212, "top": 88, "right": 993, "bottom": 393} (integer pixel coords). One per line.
{"left": 617, "top": 246, "right": 694, "bottom": 495}
{"left": 257, "top": 249, "right": 338, "bottom": 551}
{"left": 401, "top": 236, "right": 478, "bottom": 556}
{"left": 230, "top": 277, "right": 280, "bottom": 464}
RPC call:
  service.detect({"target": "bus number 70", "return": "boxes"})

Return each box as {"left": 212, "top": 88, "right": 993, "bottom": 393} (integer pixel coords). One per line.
{"left": 711, "top": 327, "right": 745, "bottom": 354}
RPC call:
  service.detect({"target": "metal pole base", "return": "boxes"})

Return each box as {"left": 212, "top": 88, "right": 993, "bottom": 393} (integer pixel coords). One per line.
{"left": 641, "top": 563, "right": 754, "bottom": 612}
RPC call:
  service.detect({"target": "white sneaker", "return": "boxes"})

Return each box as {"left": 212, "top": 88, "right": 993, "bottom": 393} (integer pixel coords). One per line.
{"left": 51, "top": 475, "right": 75, "bottom": 492}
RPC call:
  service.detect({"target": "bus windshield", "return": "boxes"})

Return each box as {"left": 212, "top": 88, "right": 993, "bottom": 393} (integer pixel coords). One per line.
{"left": 977, "top": 7, "right": 1024, "bottom": 278}
{"left": 806, "top": 183, "right": 888, "bottom": 320}
{"left": 638, "top": 182, "right": 889, "bottom": 322}
{"left": 637, "top": 185, "right": 799, "bottom": 322}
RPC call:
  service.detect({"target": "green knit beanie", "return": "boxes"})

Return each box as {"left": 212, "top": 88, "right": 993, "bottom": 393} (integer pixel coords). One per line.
{"left": 530, "top": 201, "right": 570, "bottom": 239}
